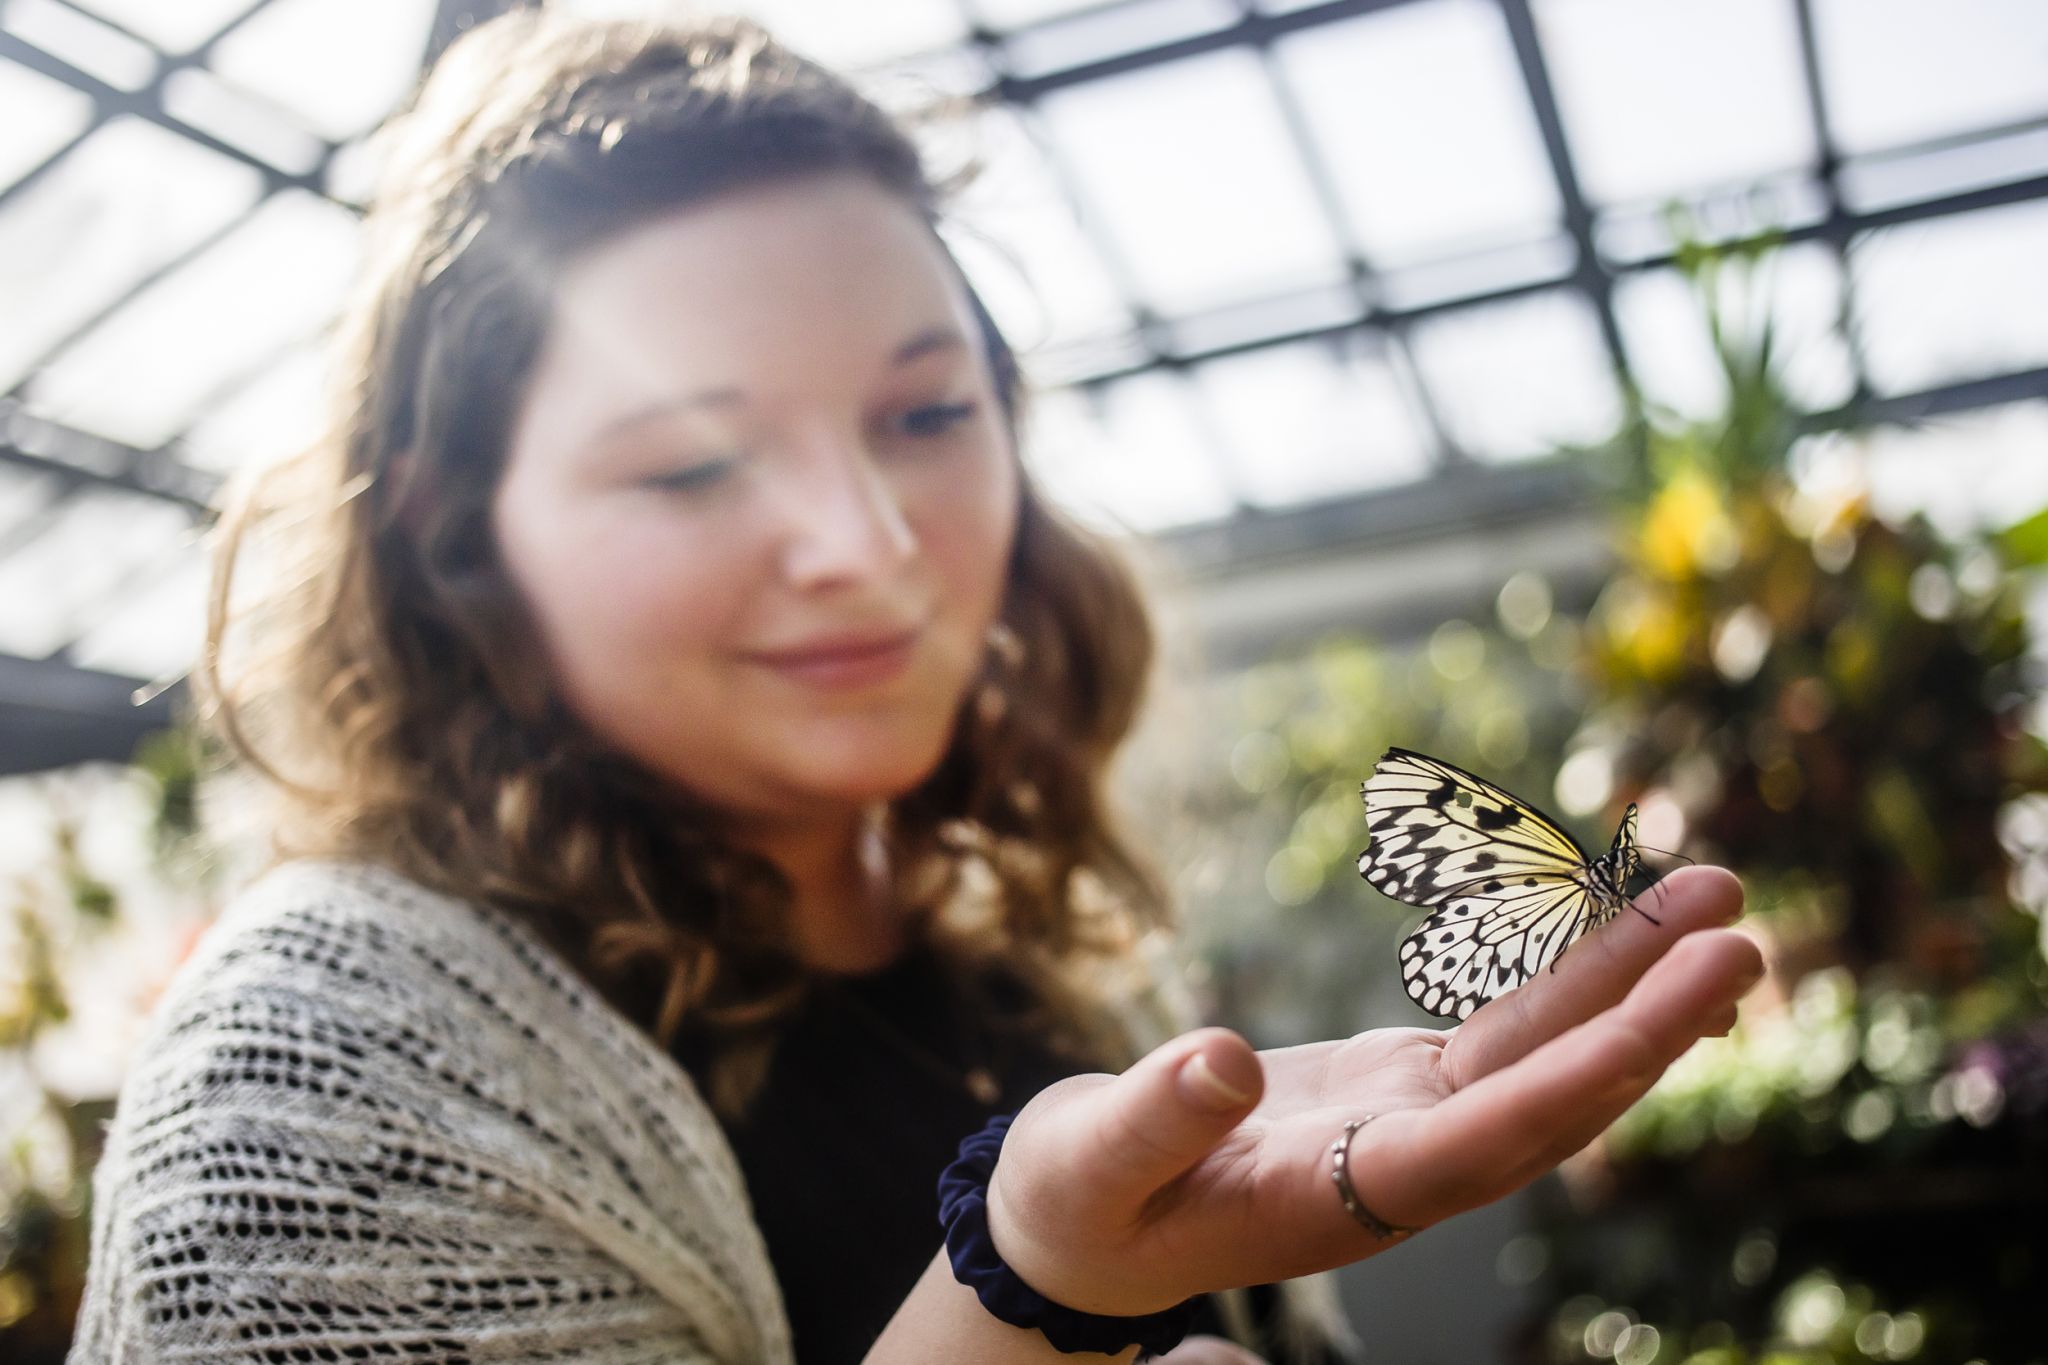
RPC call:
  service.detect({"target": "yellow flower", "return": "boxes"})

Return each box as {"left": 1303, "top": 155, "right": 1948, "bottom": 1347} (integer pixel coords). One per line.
{"left": 1641, "top": 467, "right": 1739, "bottom": 580}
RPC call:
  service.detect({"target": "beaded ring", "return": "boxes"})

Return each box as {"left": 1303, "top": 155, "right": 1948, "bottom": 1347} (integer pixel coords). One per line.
{"left": 1330, "top": 1114, "right": 1418, "bottom": 1242}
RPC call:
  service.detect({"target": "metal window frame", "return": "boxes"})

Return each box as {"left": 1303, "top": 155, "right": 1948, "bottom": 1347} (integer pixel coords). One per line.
{"left": 1, "top": 0, "right": 2042, "bottom": 771}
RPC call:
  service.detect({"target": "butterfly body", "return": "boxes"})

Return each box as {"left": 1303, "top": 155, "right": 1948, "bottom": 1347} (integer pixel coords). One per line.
{"left": 1357, "top": 747, "right": 1645, "bottom": 1020}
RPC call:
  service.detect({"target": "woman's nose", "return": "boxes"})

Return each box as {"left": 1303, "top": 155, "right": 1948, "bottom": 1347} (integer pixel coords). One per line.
{"left": 774, "top": 442, "right": 919, "bottom": 588}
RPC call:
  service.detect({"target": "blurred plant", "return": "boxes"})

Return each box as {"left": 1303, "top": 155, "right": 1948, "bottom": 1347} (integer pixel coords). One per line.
{"left": 0, "top": 720, "right": 221, "bottom": 1362}
{"left": 1510, "top": 218, "right": 2048, "bottom": 1364}
{"left": 1576, "top": 218, "right": 2046, "bottom": 986}
{"left": 1543, "top": 1270, "right": 1993, "bottom": 1365}
{"left": 1, "top": 818, "right": 116, "bottom": 1356}
{"left": 1171, "top": 212, "right": 2048, "bottom": 1358}
{"left": 1520, "top": 970, "right": 2046, "bottom": 1364}
{"left": 1165, "top": 615, "right": 1589, "bottom": 1040}
{"left": 1609, "top": 966, "right": 2033, "bottom": 1161}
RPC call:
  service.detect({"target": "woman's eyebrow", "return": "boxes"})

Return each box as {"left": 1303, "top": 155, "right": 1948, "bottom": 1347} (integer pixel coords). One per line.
{"left": 583, "top": 325, "right": 969, "bottom": 449}
{"left": 891, "top": 324, "right": 966, "bottom": 366}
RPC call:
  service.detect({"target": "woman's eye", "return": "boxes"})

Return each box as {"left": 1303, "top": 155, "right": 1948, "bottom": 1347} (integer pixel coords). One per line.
{"left": 644, "top": 457, "right": 737, "bottom": 494}
{"left": 898, "top": 401, "right": 978, "bottom": 439}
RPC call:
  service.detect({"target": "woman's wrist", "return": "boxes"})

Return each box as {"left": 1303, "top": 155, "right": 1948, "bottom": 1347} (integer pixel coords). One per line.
{"left": 865, "top": 1250, "right": 1139, "bottom": 1365}
{"left": 983, "top": 1168, "right": 1185, "bottom": 1318}
{"left": 941, "top": 1113, "right": 1198, "bottom": 1354}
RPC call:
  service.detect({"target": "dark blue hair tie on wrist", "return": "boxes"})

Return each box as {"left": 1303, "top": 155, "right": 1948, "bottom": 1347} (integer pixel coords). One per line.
{"left": 937, "top": 1112, "right": 1197, "bottom": 1358}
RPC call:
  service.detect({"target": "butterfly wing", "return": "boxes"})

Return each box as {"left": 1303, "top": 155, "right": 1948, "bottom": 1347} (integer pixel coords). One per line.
{"left": 1611, "top": 802, "right": 1644, "bottom": 888}
{"left": 1357, "top": 748, "right": 1589, "bottom": 907}
{"left": 1396, "top": 874, "right": 1605, "bottom": 1020}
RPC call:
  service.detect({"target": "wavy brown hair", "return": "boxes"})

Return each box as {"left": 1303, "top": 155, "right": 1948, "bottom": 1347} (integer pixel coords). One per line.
{"left": 199, "top": 9, "right": 1167, "bottom": 1108}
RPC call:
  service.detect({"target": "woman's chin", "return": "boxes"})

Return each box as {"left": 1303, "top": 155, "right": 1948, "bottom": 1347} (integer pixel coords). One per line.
{"left": 809, "top": 757, "right": 945, "bottom": 806}
{"left": 775, "top": 731, "right": 955, "bottom": 806}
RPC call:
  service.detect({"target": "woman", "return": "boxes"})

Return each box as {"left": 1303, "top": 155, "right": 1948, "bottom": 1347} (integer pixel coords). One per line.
{"left": 65, "top": 11, "right": 1760, "bottom": 1364}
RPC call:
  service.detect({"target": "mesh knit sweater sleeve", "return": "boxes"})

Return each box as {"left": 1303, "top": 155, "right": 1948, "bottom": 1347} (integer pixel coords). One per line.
{"left": 65, "top": 860, "right": 793, "bottom": 1365}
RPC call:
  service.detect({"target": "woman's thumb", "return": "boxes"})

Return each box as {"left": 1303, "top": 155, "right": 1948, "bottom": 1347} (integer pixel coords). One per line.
{"left": 1078, "top": 1027, "right": 1263, "bottom": 1194}
{"left": 989, "top": 1028, "right": 1263, "bottom": 1315}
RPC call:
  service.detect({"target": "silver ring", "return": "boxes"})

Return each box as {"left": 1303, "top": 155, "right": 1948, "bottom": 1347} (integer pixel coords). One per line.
{"left": 1329, "top": 1114, "right": 1416, "bottom": 1241}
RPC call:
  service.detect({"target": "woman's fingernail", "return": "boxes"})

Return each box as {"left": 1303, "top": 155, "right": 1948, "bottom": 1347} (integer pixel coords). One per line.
{"left": 1181, "top": 1051, "right": 1252, "bottom": 1110}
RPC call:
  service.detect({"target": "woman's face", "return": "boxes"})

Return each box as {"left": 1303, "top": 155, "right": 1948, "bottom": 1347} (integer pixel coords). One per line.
{"left": 493, "top": 171, "right": 1019, "bottom": 826}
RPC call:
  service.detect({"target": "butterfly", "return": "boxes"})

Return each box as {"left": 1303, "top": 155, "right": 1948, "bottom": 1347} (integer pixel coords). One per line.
{"left": 1357, "top": 747, "right": 1657, "bottom": 1021}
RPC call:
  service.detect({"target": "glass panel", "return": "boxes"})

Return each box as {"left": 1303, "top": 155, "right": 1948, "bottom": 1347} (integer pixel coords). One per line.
{"left": 65, "top": 0, "right": 258, "bottom": 54}
{"left": 1191, "top": 336, "right": 1434, "bottom": 506}
{"left": 322, "top": 131, "right": 380, "bottom": 207}
{"left": 1532, "top": 0, "right": 1816, "bottom": 206}
{"left": 861, "top": 44, "right": 997, "bottom": 107}
{"left": 0, "top": 489, "right": 191, "bottom": 659}
{"left": 0, "top": 0, "right": 155, "bottom": 90}
{"left": 0, "top": 57, "right": 94, "bottom": 193}
{"left": 179, "top": 343, "right": 328, "bottom": 473}
{"left": 1613, "top": 242, "right": 1854, "bottom": 421}
{"left": 1275, "top": 0, "right": 1563, "bottom": 266}
{"left": 731, "top": 0, "right": 967, "bottom": 70}
{"left": 1003, "top": 0, "right": 1238, "bottom": 77}
{"left": 67, "top": 539, "right": 208, "bottom": 681}
{"left": 1036, "top": 48, "right": 1346, "bottom": 315}
{"left": 1812, "top": 0, "right": 2048, "bottom": 157}
{"left": 974, "top": 0, "right": 1125, "bottom": 31}
{"left": 1593, "top": 175, "right": 1829, "bottom": 267}
{"left": 208, "top": 0, "right": 436, "bottom": 142}
{"left": 1793, "top": 401, "right": 2048, "bottom": 541}
{"left": 1851, "top": 199, "right": 2048, "bottom": 396}
{"left": 0, "top": 466, "right": 62, "bottom": 541}
{"left": 1376, "top": 233, "right": 1576, "bottom": 312}
{"left": 1407, "top": 287, "right": 1623, "bottom": 461}
{"left": 1024, "top": 376, "right": 1239, "bottom": 532}
{"left": 0, "top": 116, "right": 263, "bottom": 391}
{"left": 1839, "top": 124, "right": 2048, "bottom": 215}
{"left": 28, "top": 190, "right": 358, "bottom": 448}
{"left": 162, "top": 66, "right": 328, "bottom": 175}
{"left": 1018, "top": 329, "right": 1153, "bottom": 390}
{"left": 1162, "top": 280, "right": 1361, "bottom": 358}
{"left": 938, "top": 106, "right": 1134, "bottom": 354}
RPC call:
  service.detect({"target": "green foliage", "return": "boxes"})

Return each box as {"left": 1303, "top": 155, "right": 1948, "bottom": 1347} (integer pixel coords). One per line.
{"left": 1522, "top": 225, "right": 2048, "bottom": 1365}
{"left": 1546, "top": 1271, "right": 2000, "bottom": 1365}
{"left": 1995, "top": 505, "right": 2048, "bottom": 569}
{"left": 1, "top": 717, "right": 223, "bottom": 1353}
{"left": 1181, "top": 616, "right": 1587, "bottom": 1040}
{"left": 1178, "top": 217, "right": 2048, "bottom": 1360}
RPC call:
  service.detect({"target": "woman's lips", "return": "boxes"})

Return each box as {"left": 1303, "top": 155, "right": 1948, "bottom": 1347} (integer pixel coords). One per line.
{"left": 745, "top": 626, "right": 923, "bottom": 690}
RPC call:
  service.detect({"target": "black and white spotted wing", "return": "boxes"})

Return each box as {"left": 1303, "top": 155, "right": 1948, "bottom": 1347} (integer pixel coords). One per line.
{"left": 1358, "top": 748, "right": 1642, "bottom": 1021}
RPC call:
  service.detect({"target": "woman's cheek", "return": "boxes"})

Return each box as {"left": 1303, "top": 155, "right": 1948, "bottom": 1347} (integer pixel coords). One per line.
{"left": 539, "top": 519, "right": 743, "bottom": 688}
{"left": 917, "top": 455, "right": 1017, "bottom": 593}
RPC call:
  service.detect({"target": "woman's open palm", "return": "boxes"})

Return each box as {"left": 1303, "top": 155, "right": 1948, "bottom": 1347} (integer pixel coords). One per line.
{"left": 988, "top": 867, "right": 1760, "bottom": 1316}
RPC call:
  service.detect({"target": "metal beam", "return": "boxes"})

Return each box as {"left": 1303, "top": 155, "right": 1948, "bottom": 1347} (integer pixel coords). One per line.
{"left": 1044, "top": 172, "right": 2048, "bottom": 389}
{"left": 1491, "top": 0, "right": 1629, "bottom": 404}
{"left": 987, "top": 0, "right": 1428, "bottom": 100}
{"left": 0, "top": 0, "right": 352, "bottom": 397}
{"left": 0, "top": 401, "right": 218, "bottom": 512}
{"left": 1157, "top": 362, "right": 2048, "bottom": 580}
{"left": 0, "top": 652, "right": 180, "bottom": 776}
{"left": 0, "top": 32, "right": 327, "bottom": 198}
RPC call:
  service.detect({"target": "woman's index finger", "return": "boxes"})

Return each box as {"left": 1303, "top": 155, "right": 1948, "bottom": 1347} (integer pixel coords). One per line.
{"left": 1439, "top": 864, "right": 1745, "bottom": 1087}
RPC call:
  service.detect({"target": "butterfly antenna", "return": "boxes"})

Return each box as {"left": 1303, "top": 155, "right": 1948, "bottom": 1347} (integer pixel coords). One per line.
{"left": 1635, "top": 842, "right": 1696, "bottom": 867}
{"left": 1627, "top": 873, "right": 1669, "bottom": 925}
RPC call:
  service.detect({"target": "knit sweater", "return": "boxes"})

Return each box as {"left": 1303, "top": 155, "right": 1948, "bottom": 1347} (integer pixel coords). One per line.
{"left": 65, "top": 859, "right": 794, "bottom": 1364}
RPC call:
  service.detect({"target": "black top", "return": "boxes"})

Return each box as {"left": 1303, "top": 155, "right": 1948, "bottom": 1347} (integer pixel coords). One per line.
{"left": 676, "top": 942, "right": 1330, "bottom": 1364}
